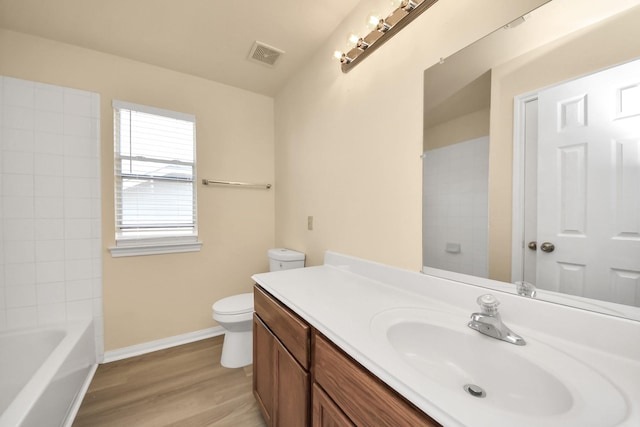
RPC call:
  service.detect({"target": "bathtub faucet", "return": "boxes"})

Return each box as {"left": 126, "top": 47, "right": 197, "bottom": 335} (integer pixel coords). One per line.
{"left": 468, "top": 294, "right": 526, "bottom": 346}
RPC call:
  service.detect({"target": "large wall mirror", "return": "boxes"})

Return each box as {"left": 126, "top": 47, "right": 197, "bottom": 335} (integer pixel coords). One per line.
{"left": 422, "top": 0, "right": 640, "bottom": 321}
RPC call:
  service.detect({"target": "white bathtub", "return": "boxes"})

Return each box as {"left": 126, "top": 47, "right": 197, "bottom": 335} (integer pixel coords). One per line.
{"left": 0, "top": 320, "right": 96, "bottom": 427}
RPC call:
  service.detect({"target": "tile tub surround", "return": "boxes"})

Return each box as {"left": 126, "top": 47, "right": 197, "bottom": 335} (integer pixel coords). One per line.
{"left": 0, "top": 76, "right": 103, "bottom": 360}
{"left": 252, "top": 251, "right": 640, "bottom": 427}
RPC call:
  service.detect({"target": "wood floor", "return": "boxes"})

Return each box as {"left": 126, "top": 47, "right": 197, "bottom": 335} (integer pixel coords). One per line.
{"left": 73, "top": 336, "right": 267, "bottom": 427}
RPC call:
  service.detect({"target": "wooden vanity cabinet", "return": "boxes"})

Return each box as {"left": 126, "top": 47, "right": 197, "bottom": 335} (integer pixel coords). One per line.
{"left": 253, "top": 286, "right": 311, "bottom": 427}
{"left": 313, "top": 333, "right": 440, "bottom": 427}
{"left": 253, "top": 285, "right": 441, "bottom": 427}
{"left": 312, "top": 383, "right": 355, "bottom": 427}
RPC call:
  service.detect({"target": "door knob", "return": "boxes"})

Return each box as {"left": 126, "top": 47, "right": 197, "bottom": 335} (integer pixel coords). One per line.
{"left": 527, "top": 241, "right": 537, "bottom": 250}
{"left": 540, "top": 242, "right": 555, "bottom": 253}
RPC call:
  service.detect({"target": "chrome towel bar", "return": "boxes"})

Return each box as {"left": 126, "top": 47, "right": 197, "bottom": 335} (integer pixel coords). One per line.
{"left": 201, "top": 179, "right": 271, "bottom": 189}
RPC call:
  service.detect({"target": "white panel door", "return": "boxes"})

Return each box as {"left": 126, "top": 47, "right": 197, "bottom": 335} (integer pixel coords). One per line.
{"left": 536, "top": 58, "right": 640, "bottom": 306}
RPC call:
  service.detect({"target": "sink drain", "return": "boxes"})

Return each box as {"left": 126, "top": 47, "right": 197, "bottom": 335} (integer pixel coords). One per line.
{"left": 463, "top": 384, "right": 486, "bottom": 398}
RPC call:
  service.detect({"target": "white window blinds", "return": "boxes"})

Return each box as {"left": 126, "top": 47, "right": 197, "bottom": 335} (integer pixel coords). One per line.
{"left": 113, "top": 100, "right": 197, "bottom": 245}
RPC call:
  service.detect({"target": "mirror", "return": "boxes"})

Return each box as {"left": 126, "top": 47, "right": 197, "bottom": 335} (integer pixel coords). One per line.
{"left": 422, "top": 0, "right": 640, "bottom": 321}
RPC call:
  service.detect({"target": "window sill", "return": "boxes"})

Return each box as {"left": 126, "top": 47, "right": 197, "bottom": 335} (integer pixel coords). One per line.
{"left": 108, "top": 241, "right": 203, "bottom": 257}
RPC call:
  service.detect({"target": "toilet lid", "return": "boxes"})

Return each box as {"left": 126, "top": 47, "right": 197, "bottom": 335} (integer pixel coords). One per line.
{"left": 212, "top": 293, "right": 253, "bottom": 315}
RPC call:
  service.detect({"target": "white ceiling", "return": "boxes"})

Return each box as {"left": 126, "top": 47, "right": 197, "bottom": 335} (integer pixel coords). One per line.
{"left": 0, "top": 0, "right": 362, "bottom": 97}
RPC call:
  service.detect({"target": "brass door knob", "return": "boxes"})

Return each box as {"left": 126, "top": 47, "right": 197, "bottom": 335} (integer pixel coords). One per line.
{"left": 527, "top": 241, "right": 537, "bottom": 250}
{"left": 540, "top": 242, "right": 555, "bottom": 253}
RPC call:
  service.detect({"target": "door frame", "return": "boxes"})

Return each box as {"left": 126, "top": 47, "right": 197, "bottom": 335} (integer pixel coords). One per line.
{"left": 511, "top": 92, "right": 539, "bottom": 283}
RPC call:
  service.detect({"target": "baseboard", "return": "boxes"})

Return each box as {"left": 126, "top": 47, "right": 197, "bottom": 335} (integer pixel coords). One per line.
{"left": 102, "top": 326, "right": 225, "bottom": 363}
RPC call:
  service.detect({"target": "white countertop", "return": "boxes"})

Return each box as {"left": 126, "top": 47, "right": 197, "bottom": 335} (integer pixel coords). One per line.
{"left": 252, "top": 251, "right": 640, "bottom": 427}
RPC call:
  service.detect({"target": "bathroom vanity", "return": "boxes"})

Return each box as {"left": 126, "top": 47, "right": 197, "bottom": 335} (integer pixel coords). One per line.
{"left": 252, "top": 252, "right": 640, "bottom": 427}
{"left": 253, "top": 285, "right": 438, "bottom": 426}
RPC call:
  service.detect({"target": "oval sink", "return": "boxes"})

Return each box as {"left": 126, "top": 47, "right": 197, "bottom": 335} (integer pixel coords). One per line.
{"left": 387, "top": 320, "right": 571, "bottom": 415}
{"left": 370, "top": 308, "right": 628, "bottom": 426}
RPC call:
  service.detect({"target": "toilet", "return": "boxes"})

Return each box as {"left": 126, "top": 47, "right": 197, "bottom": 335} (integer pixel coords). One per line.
{"left": 212, "top": 248, "right": 305, "bottom": 368}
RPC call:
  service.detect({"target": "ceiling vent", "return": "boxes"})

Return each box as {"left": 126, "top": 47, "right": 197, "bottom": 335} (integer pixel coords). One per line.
{"left": 248, "top": 41, "right": 285, "bottom": 67}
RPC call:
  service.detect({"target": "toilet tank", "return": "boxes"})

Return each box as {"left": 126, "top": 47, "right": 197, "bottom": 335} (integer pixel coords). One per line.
{"left": 268, "top": 248, "right": 305, "bottom": 272}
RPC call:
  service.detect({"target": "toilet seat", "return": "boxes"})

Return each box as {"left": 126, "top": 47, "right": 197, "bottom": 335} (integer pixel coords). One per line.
{"left": 212, "top": 292, "right": 253, "bottom": 315}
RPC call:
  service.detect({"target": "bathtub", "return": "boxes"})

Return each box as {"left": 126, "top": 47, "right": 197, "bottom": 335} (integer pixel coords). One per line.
{"left": 0, "top": 320, "right": 96, "bottom": 427}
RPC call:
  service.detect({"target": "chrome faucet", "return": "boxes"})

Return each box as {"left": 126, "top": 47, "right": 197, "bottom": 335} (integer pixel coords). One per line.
{"left": 468, "top": 294, "right": 526, "bottom": 346}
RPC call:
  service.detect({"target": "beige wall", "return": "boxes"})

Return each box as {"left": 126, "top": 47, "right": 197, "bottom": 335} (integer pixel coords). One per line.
{"left": 0, "top": 0, "right": 548, "bottom": 350}
{"left": 0, "top": 30, "right": 275, "bottom": 351}
{"left": 488, "top": 5, "right": 640, "bottom": 281}
{"left": 274, "top": 0, "right": 547, "bottom": 269}
{"left": 424, "top": 108, "right": 490, "bottom": 151}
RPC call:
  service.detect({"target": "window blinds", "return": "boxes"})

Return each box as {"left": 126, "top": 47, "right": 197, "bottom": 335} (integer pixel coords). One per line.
{"left": 113, "top": 100, "right": 196, "bottom": 243}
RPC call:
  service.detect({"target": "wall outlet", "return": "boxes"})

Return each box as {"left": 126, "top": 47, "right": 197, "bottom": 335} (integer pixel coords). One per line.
{"left": 307, "top": 216, "right": 313, "bottom": 231}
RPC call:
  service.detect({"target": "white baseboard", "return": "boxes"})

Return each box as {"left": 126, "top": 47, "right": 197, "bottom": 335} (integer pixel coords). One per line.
{"left": 103, "top": 326, "right": 225, "bottom": 363}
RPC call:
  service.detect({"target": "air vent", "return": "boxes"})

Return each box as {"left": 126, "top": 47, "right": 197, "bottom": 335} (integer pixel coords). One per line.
{"left": 248, "top": 41, "right": 284, "bottom": 67}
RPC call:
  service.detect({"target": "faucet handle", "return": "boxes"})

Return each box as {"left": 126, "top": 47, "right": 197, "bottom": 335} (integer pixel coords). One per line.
{"left": 515, "top": 281, "right": 536, "bottom": 298}
{"left": 476, "top": 294, "right": 500, "bottom": 315}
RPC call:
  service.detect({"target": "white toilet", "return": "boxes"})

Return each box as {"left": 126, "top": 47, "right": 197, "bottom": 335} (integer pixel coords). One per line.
{"left": 212, "top": 248, "right": 305, "bottom": 368}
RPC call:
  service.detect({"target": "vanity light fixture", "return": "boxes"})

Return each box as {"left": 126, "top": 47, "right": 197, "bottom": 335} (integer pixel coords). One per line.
{"left": 336, "top": 0, "right": 439, "bottom": 72}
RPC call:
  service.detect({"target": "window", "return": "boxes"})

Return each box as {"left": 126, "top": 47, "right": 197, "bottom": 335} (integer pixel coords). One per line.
{"left": 110, "top": 100, "right": 201, "bottom": 257}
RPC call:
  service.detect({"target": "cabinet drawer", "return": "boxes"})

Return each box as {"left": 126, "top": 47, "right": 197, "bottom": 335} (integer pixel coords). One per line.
{"left": 314, "top": 333, "right": 440, "bottom": 427}
{"left": 254, "top": 285, "right": 310, "bottom": 369}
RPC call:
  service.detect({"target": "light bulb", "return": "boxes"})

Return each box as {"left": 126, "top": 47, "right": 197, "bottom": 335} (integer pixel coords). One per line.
{"left": 366, "top": 13, "right": 382, "bottom": 31}
{"left": 333, "top": 50, "right": 343, "bottom": 61}
{"left": 346, "top": 33, "right": 360, "bottom": 49}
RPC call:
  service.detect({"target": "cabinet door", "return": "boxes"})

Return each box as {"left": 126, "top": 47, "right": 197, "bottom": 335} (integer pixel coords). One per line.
{"left": 314, "top": 334, "right": 440, "bottom": 427}
{"left": 253, "top": 314, "right": 276, "bottom": 426}
{"left": 312, "top": 383, "right": 355, "bottom": 427}
{"left": 275, "top": 336, "right": 310, "bottom": 427}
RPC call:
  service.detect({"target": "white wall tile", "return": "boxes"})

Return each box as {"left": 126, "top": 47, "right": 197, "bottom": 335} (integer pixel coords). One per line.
{"left": 6, "top": 306, "right": 38, "bottom": 329}
{"left": 66, "top": 299, "right": 92, "bottom": 320}
{"left": 35, "top": 240, "right": 65, "bottom": 262}
{"left": 34, "top": 175, "right": 64, "bottom": 198}
{"left": 36, "top": 261, "right": 65, "bottom": 284}
{"left": 2, "top": 128, "right": 34, "bottom": 151}
{"left": 37, "top": 282, "right": 66, "bottom": 305}
{"left": 35, "top": 111, "right": 64, "bottom": 134}
{"left": 34, "top": 131, "right": 64, "bottom": 155}
{"left": 2, "top": 150, "right": 33, "bottom": 175}
{"left": 66, "top": 279, "right": 92, "bottom": 301}
{"left": 37, "top": 302, "right": 66, "bottom": 324}
{"left": 64, "top": 197, "right": 92, "bottom": 218}
{"left": 35, "top": 84, "right": 64, "bottom": 113}
{"left": 3, "top": 105, "right": 34, "bottom": 131}
{"left": 64, "top": 90, "right": 93, "bottom": 117}
{"left": 423, "top": 136, "right": 489, "bottom": 277}
{"left": 64, "top": 156, "right": 96, "bottom": 178}
{"left": 64, "top": 176, "right": 92, "bottom": 198}
{"left": 65, "top": 239, "right": 92, "bottom": 260}
{"left": 4, "top": 263, "right": 35, "bottom": 287}
{"left": 3, "top": 218, "right": 35, "bottom": 241}
{"left": 3, "top": 196, "right": 34, "bottom": 218}
{"left": 3, "top": 240, "right": 35, "bottom": 264}
{"left": 64, "top": 115, "right": 92, "bottom": 138}
{"left": 34, "top": 197, "right": 64, "bottom": 219}
{"left": 64, "top": 219, "right": 92, "bottom": 239}
{"left": 65, "top": 259, "right": 92, "bottom": 281}
{"left": 34, "top": 152, "right": 64, "bottom": 176}
{"left": 1, "top": 77, "right": 101, "bottom": 355}
{"left": 34, "top": 219, "right": 64, "bottom": 240}
{"left": 4, "top": 80, "right": 34, "bottom": 108}
{"left": 5, "top": 284, "right": 37, "bottom": 308}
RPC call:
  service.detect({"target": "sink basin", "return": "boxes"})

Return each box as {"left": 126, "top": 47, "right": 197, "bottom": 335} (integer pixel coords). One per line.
{"left": 370, "top": 308, "right": 628, "bottom": 426}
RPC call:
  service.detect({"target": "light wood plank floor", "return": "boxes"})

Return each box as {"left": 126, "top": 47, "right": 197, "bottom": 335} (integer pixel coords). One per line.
{"left": 73, "top": 336, "right": 267, "bottom": 427}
